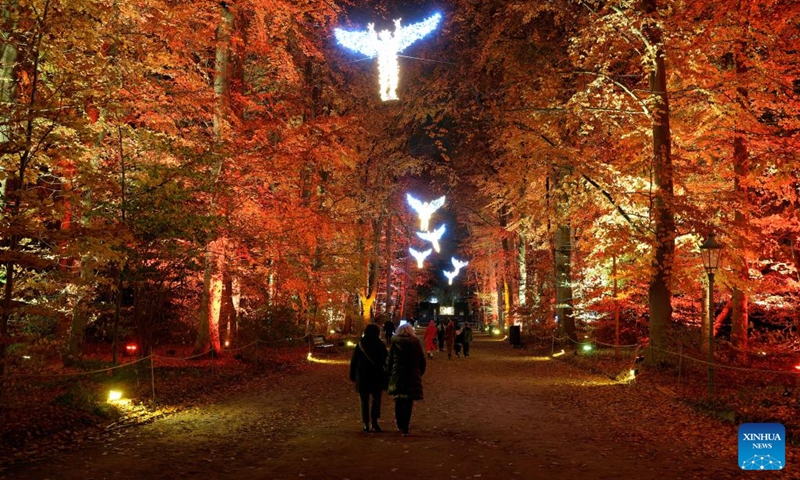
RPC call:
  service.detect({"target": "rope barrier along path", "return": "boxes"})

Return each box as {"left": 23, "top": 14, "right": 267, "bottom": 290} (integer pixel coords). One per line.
{"left": 647, "top": 345, "right": 800, "bottom": 376}
{"left": 8, "top": 355, "right": 154, "bottom": 378}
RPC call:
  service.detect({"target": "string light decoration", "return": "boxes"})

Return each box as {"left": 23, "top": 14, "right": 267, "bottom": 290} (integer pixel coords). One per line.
{"left": 334, "top": 13, "right": 442, "bottom": 101}
{"left": 451, "top": 257, "right": 469, "bottom": 275}
{"left": 409, "top": 247, "right": 433, "bottom": 268}
{"left": 406, "top": 193, "right": 445, "bottom": 231}
{"left": 416, "top": 224, "right": 446, "bottom": 253}
{"left": 443, "top": 269, "right": 458, "bottom": 285}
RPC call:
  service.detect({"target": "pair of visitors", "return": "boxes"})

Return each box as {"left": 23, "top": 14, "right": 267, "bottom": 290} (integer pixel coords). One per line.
{"left": 351, "top": 323, "right": 426, "bottom": 436}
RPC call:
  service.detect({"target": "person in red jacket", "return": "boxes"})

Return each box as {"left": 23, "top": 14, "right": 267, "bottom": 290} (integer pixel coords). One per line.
{"left": 424, "top": 321, "right": 438, "bottom": 359}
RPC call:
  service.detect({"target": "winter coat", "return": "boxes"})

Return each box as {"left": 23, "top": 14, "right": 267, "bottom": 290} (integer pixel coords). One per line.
{"left": 386, "top": 334, "right": 426, "bottom": 400}
{"left": 462, "top": 325, "right": 473, "bottom": 344}
{"left": 444, "top": 321, "right": 455, "bottom": 349}
{"left": 424, "top": 322, "right": 437, "bottom": 352}
{"left": 350, "top": 335, "right": 388, "bottom": 394}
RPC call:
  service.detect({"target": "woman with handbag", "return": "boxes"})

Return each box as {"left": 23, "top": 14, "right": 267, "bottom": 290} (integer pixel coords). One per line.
{"left": 349, "top": 323, "right": 388, "bottom": 433}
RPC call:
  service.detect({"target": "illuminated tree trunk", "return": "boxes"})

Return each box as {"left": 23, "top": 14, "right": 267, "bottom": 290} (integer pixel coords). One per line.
{"left": 643, "top": 0, "right": 675, "bottom": 363}
{"left": 195, "top": 3, "right": 232, "bottom": 355}
{"left": 220, "top": 270, "right": 237, "bottom": 346}
{"left": 730, "top": 134, "right": 749, "bottom": 352}
{"left": 518, "top": 233, "right": 527, "bottom": 307}
{"left": 359, "top": 217, "right": 382, "bottom": 324}
{"left": 499, "top": 207, "right": 516, "bottom": 327}
{"left": 553, "top": 162, "right": 577, "bottom": 344}
{"left": 554, "top": 224, "right": 576, "bottom": 344}
{"left": 384, "top": 214, "right": 392, "bottom": 317}
{"left": 729, "top": 42, "right": 750, "bottom": 352}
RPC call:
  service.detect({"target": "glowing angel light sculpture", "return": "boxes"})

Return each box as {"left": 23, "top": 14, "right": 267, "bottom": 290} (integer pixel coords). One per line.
{"left": 409, "top": 247, "right": 433, "bottom": 269}
{"left": 451, "top": 257, "right": 469, "bottom": 275}
{"left": 443, "top": 269, "right": 458, "bottom": 285}
{"left": 406, "top": 193, "right": 445, "bottom": 232}
{"left": 416, "top": 224, "right": 446, "bottom": 253}
{"left": 334, "top": 13, "right": 442, "bottom": 101}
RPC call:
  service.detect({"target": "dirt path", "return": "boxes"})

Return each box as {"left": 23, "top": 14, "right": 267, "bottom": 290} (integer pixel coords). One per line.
{"left": 2, "top": 335, "right": 795, "bottom": 479}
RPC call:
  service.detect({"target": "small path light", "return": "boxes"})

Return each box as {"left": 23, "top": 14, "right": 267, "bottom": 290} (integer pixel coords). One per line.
{"left": 700, "top": 232, "right": 723, "bottom": 395}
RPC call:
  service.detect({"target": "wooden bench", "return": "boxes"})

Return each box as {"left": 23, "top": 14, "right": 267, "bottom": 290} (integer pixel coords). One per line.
{"left": 312, "top": 335, "right": 335, "bottom": 354}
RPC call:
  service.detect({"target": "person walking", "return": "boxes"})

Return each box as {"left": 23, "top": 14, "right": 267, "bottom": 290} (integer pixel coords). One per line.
{"left": 436, "top": 320, "right": 445, "bottom": 352}
{"left": 350, "top": 324, "right": 389, "bottom": 433}
{"left": 454, "top": 323, "right": 464, "bottom": 357}
{"left": 424, "top": 321, "right": 438, "bottom": 359}
{"left": 383, "top": 319, "right": 395, "bottom": 346}
{"left": 386, "top": 323, "right": 426, "bottom": 436}
{"left": 444, "top": 319, "right": 455, "bottom": 359}
{"left": 461, "top": 323, "right": 473, "bottom": 357}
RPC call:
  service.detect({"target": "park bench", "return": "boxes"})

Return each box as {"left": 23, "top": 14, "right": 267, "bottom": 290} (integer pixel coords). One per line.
{"left": 312, "top": 335, "right": 335, "bottom": 354}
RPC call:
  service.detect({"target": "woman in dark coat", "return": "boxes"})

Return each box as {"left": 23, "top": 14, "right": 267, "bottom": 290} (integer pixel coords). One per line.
{"left": 444, "top": 320, "right": 456, "bottom": 359}
{"left": 386, "top": 323, "right": 427, "bottom": 436}
{"left": 350, "top": 323, "right": 388, "bottom": 433}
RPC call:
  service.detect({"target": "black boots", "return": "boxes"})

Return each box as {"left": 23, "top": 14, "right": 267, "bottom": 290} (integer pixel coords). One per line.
{"left": 371, "top": 421, "right": 382, "bottom": 433}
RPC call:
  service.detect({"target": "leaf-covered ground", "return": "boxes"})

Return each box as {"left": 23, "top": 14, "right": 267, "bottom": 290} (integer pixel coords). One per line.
{"left": 2, "top": 335, "right": 798, "bottom": 479}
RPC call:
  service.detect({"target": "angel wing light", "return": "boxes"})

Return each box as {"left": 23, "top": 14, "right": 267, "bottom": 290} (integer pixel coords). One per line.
{"left": 334, "top": 13, "right": 442, "bottom": 101}
{"left": 443, "top": 269, "right": 458, "bottom": 285}
{"left": 451, "top": 257, "right": 469, "bottom": 275}
{"left": 409, "top": 247, "right": 433, "bottom": 269}
{"left": 406, "top": 194, "right": 445, "bottom": 232}
{"left": 416, "top": 224, "right": 446, "bottom": 253}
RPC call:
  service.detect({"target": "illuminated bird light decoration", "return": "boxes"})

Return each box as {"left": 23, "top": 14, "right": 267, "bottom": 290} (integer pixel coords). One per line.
{"left": 406, "top": 194, "right": 445, "bottom": 232}
{"left": 334, "top": 13, "right": 442, "bottom": 101}
{"left": 451, "top": 257, "right": 469, "bottom": 275}
{"left": 409, "top": 247, "right": 433, "bottom": 268}
{"left": 416, "top": 224, "right": 446, "bottom": 253}
{"left": 443, "top": 269, "right": 458, "bottom": 285}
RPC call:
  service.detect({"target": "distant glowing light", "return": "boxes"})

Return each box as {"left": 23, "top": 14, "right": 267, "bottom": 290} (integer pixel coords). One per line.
{"left": 794, "top": 365, "right": 800, "bottom": 371}
{"left": 443, "top": 269, "right": 458, "bottom": 285}
{"left": 307, "top": 352, "right": 313, "bottom": 360}
{"left": 23, "top": 355, "right": 31, "bottom": 360}
{"left": 125, "top": 344, "right": 137, "bottom": 353}
{"left": 409, "top": 247, "right": 433, "bottom": 268}
{"left": 451, "top": 257, "right": 469, "bottom": 275}
{"left": 108, "top": 390, "right": 123, "bottom": 402}
{"left": 224, "top": 340, "right": 230, "bottom": 348}
{"left": 335, "top": 13, "right": 442, "bottom": 101}
{"left": 416, "top": 224, "right": 446, "bottom": 252}
{"left": 582, "top": 344, "right": 593, "bottom": 352}
{"left": 553, "top": 350, "right": 566, "bottom": 357}
{"left": 406, "top": 194, "right": 445, "bottom": 231}
{"left": 492, "top": 328, "right": 501, "bottom": 335}
{"left": 329, "top": 329, "right": 336, "bottom": 334}
{"left": 759, "top": 351, "right": 767, "bottom": 356}
{"left": 346, "top": 340, "right": 355, "bottom": 347}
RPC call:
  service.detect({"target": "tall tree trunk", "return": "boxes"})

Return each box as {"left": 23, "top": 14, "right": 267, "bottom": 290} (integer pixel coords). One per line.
{"left": 730, "top": 134, "right": 749, "bottom": 351}
{"left": 195, "top": 3, "right": 233, "bottom": 355}
{"left": 554, "top": 224, "right": 576, "bottom": 344}
{"left": 0, "top": 1, "right": 19, "bottom": 381}
{"left": 518, "top": 233, "right": 527, "bottom": 306}
{"left": 359, "top": 217, "right": 382, "bottom": 324}
{"left": 729, "top": 42, "right": 750, "bottom": 352}
{"left": 643, "top": 0, "right": 675, "bottom": 363}
{"left": 384, "top": 214, "right": 392, "bottom": 317}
